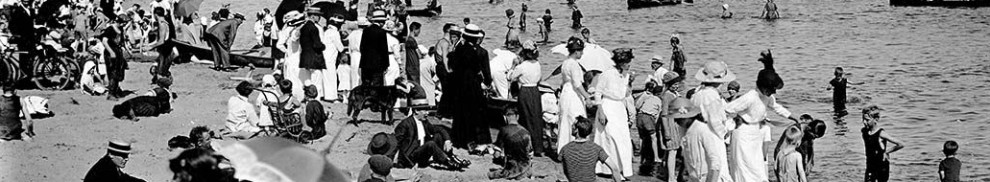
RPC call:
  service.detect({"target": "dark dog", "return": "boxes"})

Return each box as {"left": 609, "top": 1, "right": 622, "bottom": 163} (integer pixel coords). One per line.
{"left": 112, "top": 88, "right": 174, "bottom": 121}
{"left": 346, "top": 85, "right": 406, "bottom": 125}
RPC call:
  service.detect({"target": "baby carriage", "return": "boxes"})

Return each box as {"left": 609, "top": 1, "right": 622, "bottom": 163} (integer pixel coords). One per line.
{"left": 254, "top": 89, "right": 308, "bottom": 143}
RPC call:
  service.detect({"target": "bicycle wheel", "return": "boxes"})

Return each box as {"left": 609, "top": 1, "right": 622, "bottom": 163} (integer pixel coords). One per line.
{"left": 32, "top": 57, "right": 74, "bottom": 90}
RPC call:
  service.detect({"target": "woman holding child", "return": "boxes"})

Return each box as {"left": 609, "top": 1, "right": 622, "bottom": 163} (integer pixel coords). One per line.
{"left": 590, "top": 48, "right": 636, "bottom": 178}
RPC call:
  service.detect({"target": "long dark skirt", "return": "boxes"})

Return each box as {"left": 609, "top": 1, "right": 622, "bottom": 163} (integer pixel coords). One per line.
{"left": 451, "top": 81, "right": 490, "bottom": 148}
{"left": 517, "top": 86, "right": 544, "bottom": 154}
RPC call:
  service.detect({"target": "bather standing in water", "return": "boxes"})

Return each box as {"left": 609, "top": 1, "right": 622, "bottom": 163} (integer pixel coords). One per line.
{"left": 721, "top": 4, "right": 733, "bottom": 19}
{"left": 761, "top": 0, "right": 779, "bottom": 20}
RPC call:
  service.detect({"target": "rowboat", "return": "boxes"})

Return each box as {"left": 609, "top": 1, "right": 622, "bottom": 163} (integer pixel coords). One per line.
{"left": 628, "top": 0, "right": 681, "bottom": 9}
{"left": 170, "top": 40, "right": 275, "bottom": 68}
{"left": 406, "top": 5, "right": 442, "bottom": 17}
{"left": 890, "top": 0, "right": 990, "bottom": 7}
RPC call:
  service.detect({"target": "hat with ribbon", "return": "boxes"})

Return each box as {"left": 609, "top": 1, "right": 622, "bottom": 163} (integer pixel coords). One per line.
{"left": 668, "top": 97, "right": 701, "bottom": 119}
{"left": 461, "top": 24, "right": 485, "bottom": 38}
{"left": 694, "top": 61, "right": 737, "bottom": 83}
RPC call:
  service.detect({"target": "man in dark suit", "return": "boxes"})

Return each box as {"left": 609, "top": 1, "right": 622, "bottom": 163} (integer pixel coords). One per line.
{"left": 359, "top": 10, "right": 390, "bottom": 86}
{"left": 298, "top": 8, "right": 326, "bottom": 88}
{"left": 393, "top": 108, "right": 468, "bottom": 170}
{"left": 9, "top": 0, "right": 36, "bottom": 71}
{"left": 84, "top": 140, "right": 146, "bottom": 182}
{"left": 206, "top": 9, "right": 245, "bottom": 71}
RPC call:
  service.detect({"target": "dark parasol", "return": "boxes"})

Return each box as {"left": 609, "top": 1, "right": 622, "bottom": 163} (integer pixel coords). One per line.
{"left": 311, "top": 0, "right": 347, "bottom": 19}
{"left": 274, "top": 0, "right": 307, "bottom": 28}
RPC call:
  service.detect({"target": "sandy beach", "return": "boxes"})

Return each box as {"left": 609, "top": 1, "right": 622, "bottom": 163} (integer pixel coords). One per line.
{"left": 0, "top": 60, "right": 665, "bottom": 181}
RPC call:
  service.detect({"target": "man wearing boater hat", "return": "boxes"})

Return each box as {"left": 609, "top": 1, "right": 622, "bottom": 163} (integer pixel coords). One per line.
{"left": 298, "top": 7, "right": 327, "bottom": 100}
{"left": 359, "top": 10, "right": 392, "bottom": 87}
{"left": 84, "top": 140, "right": 146, "bottom": 182}
{"left": 448, "top": 24, "right": 494, "bottom": 148}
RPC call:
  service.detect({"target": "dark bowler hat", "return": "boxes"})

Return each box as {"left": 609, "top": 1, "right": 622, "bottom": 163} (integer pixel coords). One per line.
{"left": 367, "top": 132, "right": 398, "bottom": 157}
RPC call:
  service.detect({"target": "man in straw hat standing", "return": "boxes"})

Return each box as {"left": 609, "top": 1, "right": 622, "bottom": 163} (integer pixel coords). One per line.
{"left": 297, "top": 7, "right": 327, "bottom": 101}
{"left": 689, "top": 61, "right": 736, "bottom": 182}
{"left": 672, "top": 97, "right": 732, "bottom": 182}
{"left": 448, "top": 24, "right": 494, "bottom": 148}
{"left": 359, "top": 9, "right": 392, "bottom": 87}
{"left": 84, "top": 140, "right": 146, "bottom": 182}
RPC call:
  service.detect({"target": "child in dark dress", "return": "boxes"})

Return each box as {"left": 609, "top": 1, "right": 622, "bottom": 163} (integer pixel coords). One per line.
{"left": 939, "top": 141, "right": 961, "bottom": 182}
{"left": 827, "top": 67, "right": 862, "bottom": 117}
{"left": 861, "top": 105, "right": 905, "bottom": 182}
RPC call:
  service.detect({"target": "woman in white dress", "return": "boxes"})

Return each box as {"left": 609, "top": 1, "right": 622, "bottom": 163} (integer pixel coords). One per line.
{"left": 556, "top": 37, "right": 591, "bottom": 154}
{"left": 591, "top": 48, "right": 635, "bottom": 178}
{"left": 278, "top": 11, "right": 305, "bottom": 101}
{"left": 724, "top": 65, "right": 799, "bottom": 182}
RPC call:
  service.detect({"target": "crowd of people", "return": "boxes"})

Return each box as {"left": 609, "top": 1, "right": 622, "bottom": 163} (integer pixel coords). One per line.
{"left": 0, "top": 0, "right": 968, "bottom": 182}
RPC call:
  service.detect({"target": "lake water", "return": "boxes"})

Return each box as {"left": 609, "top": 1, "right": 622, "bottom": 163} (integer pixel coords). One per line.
{"left": 177, "top": 0, "right": 990, "bottom": 180}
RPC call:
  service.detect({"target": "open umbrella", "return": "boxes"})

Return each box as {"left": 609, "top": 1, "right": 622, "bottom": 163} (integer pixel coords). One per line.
{"left": 217, "top": 137, "right": 352, "bottom": 182}
{"left": 312, "top": 0, "right": 347, "bottom": 19}
{"left": 38, "top": 0, "right": 71, "bottom": 26}
{"left": 275, "top": 0, "right": 306, "bottom": 28}
{"left": 544, "top": 43, "right": 615, "bottom": 81}
{"left": 174, "top": 0, "right": 204, "bottom": 18}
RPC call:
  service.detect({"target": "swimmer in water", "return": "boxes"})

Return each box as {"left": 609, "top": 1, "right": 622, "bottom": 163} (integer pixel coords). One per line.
{"left": 762, "top": 0, "right": 780, "bottom": 20}
{"left": 721, "top": 4, "right": 733, "bottom": 19}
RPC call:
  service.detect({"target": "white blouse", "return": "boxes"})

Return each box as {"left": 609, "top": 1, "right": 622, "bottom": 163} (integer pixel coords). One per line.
{"left": 725, "top": 90, "right": 792, "bottom": 125}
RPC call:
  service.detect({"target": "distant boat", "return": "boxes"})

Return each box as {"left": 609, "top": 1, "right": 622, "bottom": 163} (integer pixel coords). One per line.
{"left": 406, "top": 5, "right": 442, "bottom": 17}
{"left": 628, "top": 0, "right": 681, "bottom": 9}
{"left": 890, "top": 0, "right": 990, "bottom": 7}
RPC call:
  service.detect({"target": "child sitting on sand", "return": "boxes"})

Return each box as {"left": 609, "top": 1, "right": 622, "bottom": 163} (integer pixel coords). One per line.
{"left": 939, "top": 140, "right": 961, "bottom": 182}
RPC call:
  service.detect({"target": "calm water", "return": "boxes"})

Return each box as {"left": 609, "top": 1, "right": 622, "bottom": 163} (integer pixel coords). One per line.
{"left": 192, "top": 0, "right": 990, "bottom": 180}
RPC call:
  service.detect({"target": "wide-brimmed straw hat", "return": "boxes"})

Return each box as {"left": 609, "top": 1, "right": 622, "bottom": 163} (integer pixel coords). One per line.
{"left": 305, "top": 7, "right": 322, "bottom": 15}
{"left": 695, "top": 61, "right": 736, "bottom": 83}
{"left": 668, "top": 97, "right": 701, "bottom": 119}
{"left": 651, "top": 55, "right": 664, "bottom": 64}
{"left": 662, "top": 72, "right": 680, "bottom": 84}
{"left": 369, "top": 10, "right": 387, "bottom": 21}
{"left": 261, "top": 75, "right": 277, "bottom": 88}
{"left": 283, "top": 11, "right": 304, "bottom": 25}
{"left": 108, "top": 140, "right": 133, "bottom": 155}
{"left": 461, "top": 24, "right": 485, "bottom": 38}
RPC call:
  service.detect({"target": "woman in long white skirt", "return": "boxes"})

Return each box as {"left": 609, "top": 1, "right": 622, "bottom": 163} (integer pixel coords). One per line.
{"left": 279, "top": 12, "right": 305, "bottom": 101}
{"left": 591, "top": 48, "right": 635, "bottom": 178}
{"left": 556, "top": 38, "right": 590, "bottom": 154}
{"left": 724, "top": 65, "right": 799, "bottom": 182}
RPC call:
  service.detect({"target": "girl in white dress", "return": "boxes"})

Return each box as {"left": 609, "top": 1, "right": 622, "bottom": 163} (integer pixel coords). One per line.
{"left": 591, "top": 48, "right": 635, "bottom": 178}
{"left": 556, "top": 37, "right": 591, "bottom": 154}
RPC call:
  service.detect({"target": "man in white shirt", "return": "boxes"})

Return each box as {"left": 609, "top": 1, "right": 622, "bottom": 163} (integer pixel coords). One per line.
{"left": 649, "top": 55, "right": 669, "bottom": 85}
{"left": 224, "top": 81, "right": 261, "bottom": 139}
